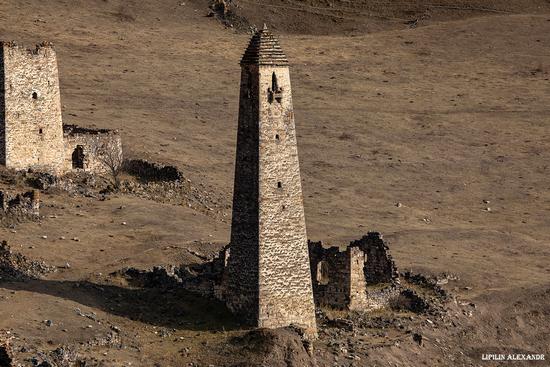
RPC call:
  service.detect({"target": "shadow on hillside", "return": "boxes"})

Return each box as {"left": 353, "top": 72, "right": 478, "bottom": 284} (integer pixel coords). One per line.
{"left": 0, "top": 278, "right": 240, "bottom": 332}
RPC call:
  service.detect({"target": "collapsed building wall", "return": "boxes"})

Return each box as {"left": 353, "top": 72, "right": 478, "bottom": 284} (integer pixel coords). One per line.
{"left": 351, "top": 232, "right": 399, "bottom": 284}
{"left": 182, "top": 232, "right": 401, "bottom": 313}
{"left": 0, "top": 189, "right": 39, "bottom": 219}
{"left": 63, "top": 125, "right": 122, "bottom": 174}
{"left": 308, "top": 232, "right": 400, "bottom": 311}
{"left": 308, "top": 242, "right": 351, "bottom": 308}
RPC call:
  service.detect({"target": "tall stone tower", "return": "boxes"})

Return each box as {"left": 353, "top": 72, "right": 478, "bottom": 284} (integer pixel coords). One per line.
{"left": 0, "top": 42, "right": 65, "bottom": 173}
{"left": 223, "top": 26, "right": 317, "bottom": 335}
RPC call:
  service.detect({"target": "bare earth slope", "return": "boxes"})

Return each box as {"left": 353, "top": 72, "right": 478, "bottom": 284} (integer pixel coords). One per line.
{"left": 0, "top": 0, "right": 549, "bottom": 365}
{"left": 206, "top": 0, "right": 550, "bottom": 34}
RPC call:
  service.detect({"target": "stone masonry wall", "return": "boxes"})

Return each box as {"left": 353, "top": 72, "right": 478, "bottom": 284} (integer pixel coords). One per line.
{"left": 222, "top": 63, "right": 261, "bottom": 323}
{"left": 308, "top": 241, "right": 351, "bottom": 309}
{"left": 256, "top": 65, "right": 316, "bottom": 333}
{"left": 0, "top": 45, "right": 5, "bottom": 164}
{"left": 223, "top": 63, "right": 317, "bottom": 334}
{"left": 62, "top": 125, "right": 122, "bottom": 174}
{"left": 0, "top": 42, "right": 65, "bottom": 173}
{"left": 348, "top": 246, "right": 369, "bottom": 309}
{"left": 223, "top": 29, "right": 316, "bottom": 335}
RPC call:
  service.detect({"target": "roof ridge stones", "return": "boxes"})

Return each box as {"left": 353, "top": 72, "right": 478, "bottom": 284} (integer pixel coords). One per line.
{"left": 240, "top": 26, "right": 289, "bottom": 66}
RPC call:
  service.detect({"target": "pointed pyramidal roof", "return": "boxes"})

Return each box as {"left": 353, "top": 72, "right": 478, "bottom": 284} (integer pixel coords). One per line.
{"left": 240, "top": 24, "right": 289, "bottom": 66}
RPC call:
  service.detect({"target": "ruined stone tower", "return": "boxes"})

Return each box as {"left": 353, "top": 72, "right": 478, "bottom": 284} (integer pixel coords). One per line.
{"left": 0, "top": 42, "right": 65, "bottom": 173}
{"left": 223, "top": 26, "right": 317, "bottom": 334}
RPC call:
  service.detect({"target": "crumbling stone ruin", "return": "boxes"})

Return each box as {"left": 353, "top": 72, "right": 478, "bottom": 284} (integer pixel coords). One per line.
{"left": 309, "top": 232, "right": 400, "bottom": 311}
{"left": 181, "top": 233, "right": 401, "bottom": 312}
{"left": 0, "top": 41, "right": 122, "bottom": 175}
{"left": 63, "top": 125, "right": 122, "bottom": 173}
{"left": 0, "top": 189, "right": 40, "bottom": 221}
{"left": 220, "top": 26, "right": 317, "bottom": 335}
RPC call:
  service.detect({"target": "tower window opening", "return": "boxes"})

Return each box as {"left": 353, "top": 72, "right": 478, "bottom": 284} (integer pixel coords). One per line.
{"left": 32, "top": 92, "right": 38, "bottom": 100}
{"left": 275, "top": 134, "right": 280, "bottom": 140}
{"left": 317, "top": 261, "right": 330, "bottom": 285}
{"left": 38, "top": 128, "right": 43, "bottom": 134}
{"left": 277, "top": 181, "right": 282, "bottom": 189}
{"left": 268, "top": 72, "right": 283, "bottom": 103}
{"left": 272, "top": 72, "right": 279, "bottom": 92}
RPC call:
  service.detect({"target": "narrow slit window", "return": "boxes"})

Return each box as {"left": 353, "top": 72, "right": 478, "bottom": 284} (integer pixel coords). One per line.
{"left": 275, "top": 134, "right": 280, "bottom": 140}
{"left": 269, "top": 72, "right": 283, "bottom": 103}
{"left": 277, "top": 181, "right": 282, "bottom": 189}
{"left": 32, "top": 92, "right": 38, "bottom": 100}
{"left": 272, "top": 72, "right": 278, "bottom": 92}
{"left": 39, "top": 128, "right": 43, "bottom": 134}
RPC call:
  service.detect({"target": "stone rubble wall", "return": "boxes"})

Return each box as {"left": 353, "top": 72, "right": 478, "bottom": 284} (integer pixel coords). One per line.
{"left": 350, "top": 285, "right": 402, "bottom": 311}
{"left": 122, "top": 159, "right": 182, "bottom": 182}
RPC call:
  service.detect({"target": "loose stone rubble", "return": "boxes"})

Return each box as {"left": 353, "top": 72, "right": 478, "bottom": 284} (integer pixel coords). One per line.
{"left": 0, "top": 241, "right": 54, "bottom": 280}
{"left": 0, "top": 189, "right": 40, "bottom": 224}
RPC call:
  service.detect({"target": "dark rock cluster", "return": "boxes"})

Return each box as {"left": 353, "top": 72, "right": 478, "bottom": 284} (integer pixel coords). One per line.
{"left": 0, "top": 241, "right": 54, "bottom": 280}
